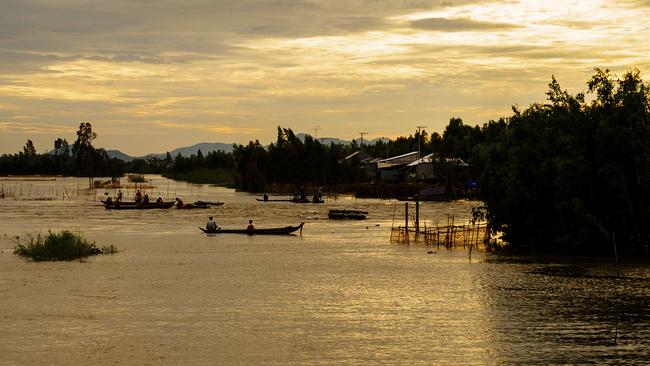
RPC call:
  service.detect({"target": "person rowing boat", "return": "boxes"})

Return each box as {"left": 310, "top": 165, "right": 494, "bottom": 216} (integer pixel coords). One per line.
{"left": 199, "top": 222, "right": 304, "bottom": 235}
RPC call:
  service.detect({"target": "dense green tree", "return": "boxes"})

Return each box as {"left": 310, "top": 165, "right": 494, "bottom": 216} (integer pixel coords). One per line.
{"left": 474, "top": 69, "right": 650, "bottom": 256}
{"left": 23, "top": 140, "right": 37, "bottom": 156}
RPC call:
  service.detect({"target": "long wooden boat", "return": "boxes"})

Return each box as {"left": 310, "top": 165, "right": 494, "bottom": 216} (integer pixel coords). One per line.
{"left": 177, "top": 203, "right": 209, "bottom": 209}
{"left": 194, "top": 200, "right": 224, "bottom": 206}
{"left": 328, "top": 209, "right": 368, "bottom": 220}
{"left": 256, "top": 198, "right": 324, "bottom": 204}
{"left": 199, "top": 222, "right": 304, "bottom": 235}
{"left": 103, "top": 202, "right": 175, "bottom": 210}
{"left": 101, "top": 199, "right": 175, "bottom": 206}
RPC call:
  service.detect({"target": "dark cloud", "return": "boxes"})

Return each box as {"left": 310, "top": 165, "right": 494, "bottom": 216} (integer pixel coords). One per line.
{"left": 410, "top": 17, "right": 520, "bottom": 31}
{"left": 0, "top": 0, "right": 491, "bottom": 77}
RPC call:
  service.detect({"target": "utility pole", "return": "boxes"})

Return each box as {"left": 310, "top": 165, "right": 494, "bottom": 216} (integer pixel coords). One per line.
{"left": 416, "top": 125, "right": 427, "bottom": 158}
{"left": 313, "top": 125, "right": 320, "bottom": 140}
{"left": 359, "top": 132, "right": 368, "bottom": 151}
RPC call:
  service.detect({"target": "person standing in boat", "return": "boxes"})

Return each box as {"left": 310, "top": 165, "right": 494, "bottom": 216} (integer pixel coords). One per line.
{"left": 116, "top": 189, "right": 123, "bottom": 202}
{"left": 247, "top": 220, "right": 255, "bottom": 231}
{"left": 206, "top": 216, "right": 218, "bottom": 231}
{"left": 263, "top": 193, "right": 269, "bottom": 201}
{"left": 143, "top": 194, "right": 149, "bottom": 204}
{"left": 135, "top": 190, "right": 143, "bottom": 203}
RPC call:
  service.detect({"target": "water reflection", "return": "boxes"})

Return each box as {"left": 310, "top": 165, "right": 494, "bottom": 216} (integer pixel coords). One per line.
{"left": 0, "top": 175, "right": 648, "bottom": 365}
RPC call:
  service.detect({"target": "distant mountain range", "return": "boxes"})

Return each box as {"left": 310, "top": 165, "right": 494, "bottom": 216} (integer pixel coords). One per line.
{"left": 294, "top": 133, "right": 389, "bottom": 146}
{"left": 102, "top": 134, "right": 391, "bottom": 162}
{"left": 105, "top": 142, "right": 235, "bottom": 162}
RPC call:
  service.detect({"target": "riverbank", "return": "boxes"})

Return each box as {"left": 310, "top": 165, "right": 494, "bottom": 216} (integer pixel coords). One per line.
{"left": 259, "top": 182, "right": 474, "bottom": 200}
{"left": 162, "top": 168, "right": 236, "bottom": 187}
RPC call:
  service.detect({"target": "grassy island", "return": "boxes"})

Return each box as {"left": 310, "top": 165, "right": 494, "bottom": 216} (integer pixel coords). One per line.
{"left": 14, "top": 230, "right": 118, "bottom": 261}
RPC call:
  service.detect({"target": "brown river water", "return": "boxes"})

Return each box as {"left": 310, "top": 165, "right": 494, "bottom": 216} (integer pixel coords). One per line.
{"left": 0, "top": 175, "right": 649, "bottom": 365}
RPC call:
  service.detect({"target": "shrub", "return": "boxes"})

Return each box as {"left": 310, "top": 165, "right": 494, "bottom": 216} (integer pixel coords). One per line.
{"left": 13, "top": 230, "right": 119, "bottom": 261}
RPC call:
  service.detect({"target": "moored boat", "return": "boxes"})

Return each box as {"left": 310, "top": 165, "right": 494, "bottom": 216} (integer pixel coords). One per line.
{"left": 199, "top": 222, "right": 304, "bottom": 235}
{"left": 177, "top": 203, "right": 209, "bottom": 209}
{"left": 194, "top": 200, "right": 224, "bottom": 206}
{"left": 328, "top": 209, "right": 368, "bottom": 220}
{"left": 256, "top": 198, "right": 323, "bottom": 203}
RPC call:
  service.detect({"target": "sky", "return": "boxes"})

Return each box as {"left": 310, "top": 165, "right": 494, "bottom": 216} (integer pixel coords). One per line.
{"left": 1, "top": 0, "right": 650, "bottom": 155}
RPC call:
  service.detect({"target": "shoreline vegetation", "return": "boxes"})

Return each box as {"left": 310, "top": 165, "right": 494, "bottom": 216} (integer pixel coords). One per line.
{"left": 2, "top": 69, "right": 650, "bottom": 257}
{"left": 13, "top": 230, "right": 119, "bottom": 261}
{"left": 162, "top": 167, "right": 236, "bottom": 187}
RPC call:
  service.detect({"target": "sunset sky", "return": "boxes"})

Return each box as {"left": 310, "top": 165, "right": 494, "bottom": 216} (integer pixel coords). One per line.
{"left": 1, "top": 0, "right": 650, "bottom": 155}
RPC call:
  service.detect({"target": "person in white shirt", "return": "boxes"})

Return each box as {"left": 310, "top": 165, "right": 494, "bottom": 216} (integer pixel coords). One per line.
{"left": 206, "top": 216, "right": 218, "bottom": 231}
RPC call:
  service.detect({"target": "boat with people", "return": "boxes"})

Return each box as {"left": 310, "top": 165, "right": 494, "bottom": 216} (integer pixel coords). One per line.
{"left": 328, "top": 209, "right": 368, "bottom": 220}
{"left": 199, "top": 222, "right": 304, "bottom": 235}
{"left": 102, "top": 201, "right": 175, "bottom": 210}
{"left": 174, "top": 198, "right": 210, "bottom": 209}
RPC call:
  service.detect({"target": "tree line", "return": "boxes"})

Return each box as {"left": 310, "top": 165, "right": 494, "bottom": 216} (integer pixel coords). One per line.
{"left": 472, "top": 69, "right": 650, "bottom": 256}
{"left": 2, "top": 68, "right": 649, "bottom": 256}
{"left": 0, "top": 122, "right": 124, "bottom": 178}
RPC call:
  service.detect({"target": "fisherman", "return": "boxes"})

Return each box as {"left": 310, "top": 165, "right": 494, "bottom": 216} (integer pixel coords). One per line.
{"left": 299, "top": 186, "right": 307, "bottom": 201}
{"left": 156, "top": 197, "right": 163, "bottom": 204}
{"left": 206, "top": 216, "right": 218, "bottom": 232}
{"left": 116, "top": 189, "right": 123, "bottom": 202}
{"left": 143, "top": 194, "right": 149, "bottom": 204}
{"left": 175, "top": 197, "right": 184, "bottom": 208}
{"left": 135, "top": 190, "right": 143, "bottom": 203}
{"left": 312, "top": 190, "right": 322, "bottom": 203}
{"left": 247, "top": 220, "right": 255, "bottom": 231}
{"left": 263, "top": 193, "right": 269, "bottom": 201}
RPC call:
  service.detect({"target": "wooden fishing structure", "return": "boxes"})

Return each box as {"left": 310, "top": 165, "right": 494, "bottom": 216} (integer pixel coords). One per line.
{"left": 390, "top": 200, "right": 490, "bottom": 250}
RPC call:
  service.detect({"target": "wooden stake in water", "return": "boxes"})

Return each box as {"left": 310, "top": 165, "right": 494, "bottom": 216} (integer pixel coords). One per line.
{"left": 404, "top": 202, "right": 409, "bottom": 244}
{"left": 612, "top": 232, "right": 619, "bottom": 277}
{"left": 415, "top": 197, "right": 420, "bottom": 234}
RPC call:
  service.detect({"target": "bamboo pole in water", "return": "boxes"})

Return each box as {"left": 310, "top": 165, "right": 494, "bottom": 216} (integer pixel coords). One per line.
{"left": 612, "top": 232, "right": 619, "bottom": 277}
{"left": 404, "top": 203, "right": 409, "bottom": 244}
{"left": 415, "top": 198, "right": 420, "bottom": 235}
{"left": 449, "top": 215, "right": 455, "bottom": 248}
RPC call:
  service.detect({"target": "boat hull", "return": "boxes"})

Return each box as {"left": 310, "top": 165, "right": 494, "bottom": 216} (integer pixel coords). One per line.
{"left": 199, "top": 223, "right": 304, "bottom": 235}
{"left": 328, "top": 209, "right": 367, "bottom": 220}
{"left": 256, "top": 198, "right": 323, "bottom": 203}
{"left": 104, "top": 202, "right": 175, "bottom": 209}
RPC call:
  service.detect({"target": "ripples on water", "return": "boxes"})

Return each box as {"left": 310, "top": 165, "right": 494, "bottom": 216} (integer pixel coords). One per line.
{"left": 0, "top": 175, "right": 648, "bottom": 365}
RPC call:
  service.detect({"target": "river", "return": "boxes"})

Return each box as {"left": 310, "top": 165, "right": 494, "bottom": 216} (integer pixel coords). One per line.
{"left": 0, "top": 175, "right": 648, "bottom": 365}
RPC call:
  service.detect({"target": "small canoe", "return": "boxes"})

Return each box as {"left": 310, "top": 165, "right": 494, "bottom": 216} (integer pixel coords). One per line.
{"left": 104, "top": 202, "right": 175, "bottom": 210}
{"left": 199, "top": 222, "right": 304, "bottom": 235}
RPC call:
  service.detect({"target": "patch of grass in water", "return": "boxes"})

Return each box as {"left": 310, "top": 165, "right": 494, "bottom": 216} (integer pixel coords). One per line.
{"left": 127, "top": 174, "right": 146, "bottom": 183}
{"left": 13, "top": 230, "right": 119, "bottom": 261}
